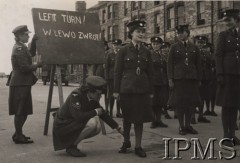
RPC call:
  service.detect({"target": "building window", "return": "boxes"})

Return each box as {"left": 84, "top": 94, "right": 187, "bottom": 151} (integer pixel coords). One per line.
{"left": 113, "top": 4, "right": 119, "bottom": 18}
{"left": 167, "top": 7, "right": 174, "bottom": 30}
{"left": 218, "top": 1, "right": 230, "bottom": 19}
{"left": 154, "top": 13, "right": 160, "bottom": 34}
{"left": 102, "top": 29, "right": 106, "bottom": 40}
{"left": 112, "top": 25, "right": 119, "bottom": 40}
{"left": 154, "top": 1, "right": 160, "bottom": 6}
{"left": 124, "top": 1, "right": 129, "bottom": 16}
{"left": 124, "top": 22, "right": 129, "bottom": 40}
{"left": 140, "top": 1, "right": 146, "bottom": 9}
{"left": 102, "top": 9, "right": 106, "bottom": 23}
{"left": 132, "top": 1, "right": 139, "bottom": 11}
{"left": 233, "top": 1, "right": 240, "bottom": 9}
{"left": 197, "top": 1, "right": 205, "bottom": 25}
{"left": 108, "top": 5, "right": 112, "bottom": 19}
{"left": 177, "top": 5, "right": 184, "bottom": 26}
{"left": 108, "top": 26, "right": 112, "bottom": 41}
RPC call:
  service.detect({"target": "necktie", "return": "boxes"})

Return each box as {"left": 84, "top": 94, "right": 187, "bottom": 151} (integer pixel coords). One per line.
{"left": 184, "top": 41, "right": 187, "bottom": 48}
{"left": 234, "top": 28, "right": 238, "bottom": 36}
{"left": 135, "top": 44, "right": 139, "bottom": 53}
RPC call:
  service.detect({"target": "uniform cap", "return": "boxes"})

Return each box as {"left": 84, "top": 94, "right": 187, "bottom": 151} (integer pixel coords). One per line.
{"left": 112, "top": 39, "right": 122, "bottom": 45}
{"left": 86, "top": 76, "right": 106, "bottom": 91}
{"left": 161, "top": 42, "right": 171, "bottom": 49}
{"left": 150, "top": 37, "right": 163, "bottom": 43}
{"left": 175, "top": 24, "right": 189, "bottom": 33}
{"left": 194, "top": 35, "right": 208, "bottom": 42}
{"left": 127, "top": 20, "right": 146, "bottom": 32}
{"left": 222, "top": 9, "right": 240, "bottom": 21}
{"left": 12, "top": 25, "right": 31, "bottom": 35}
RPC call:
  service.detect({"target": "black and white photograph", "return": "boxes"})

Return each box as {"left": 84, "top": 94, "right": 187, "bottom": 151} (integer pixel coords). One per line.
{"left": 0, "top": 0, "right": 240, "bottom": 162}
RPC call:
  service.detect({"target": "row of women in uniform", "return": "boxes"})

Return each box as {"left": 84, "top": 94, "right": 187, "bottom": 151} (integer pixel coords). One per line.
{"left": 110, "top": 8, "right": 240, "bottom": 157}
{"left": 8, "top": 8, "right": 240, "bottom": 158}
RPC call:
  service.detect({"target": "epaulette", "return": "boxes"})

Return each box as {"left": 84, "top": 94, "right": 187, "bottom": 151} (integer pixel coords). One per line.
{"left": 71, "top": 88, "right": 81, "bottom": 97}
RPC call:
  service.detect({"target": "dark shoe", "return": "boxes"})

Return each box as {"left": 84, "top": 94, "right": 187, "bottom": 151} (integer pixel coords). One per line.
{"left": 203, "top": 110, "right": 211, "bottom": 116}
{"left": 232, "top": 136, "right": 240, "bottom": 145}
{"left": 12, "top": 133, "right": 31, "bottom": 142}
{"left": 66, "top": 146, "right": 86, "bottom": 157}
{"left": 185, "top": 126, "right": 198, "bottom": 134}
{"left": 210, "top": 111, "right": 217, "bottom": 116}
{"left": 116, "top": 113, "right": 123, "bottom": 118}
{"left": 165, "top": 114, "right": 172, "bottom": 119}
{"left": 179, "top": 127, "right": 186, "bottom": 135}
{"left": 14, "top": 135, "right": 34, "bottom": 144}
{"left": 150, "top": 122, "right": 157, "bottom": 129}
{"left": 191, "top": 117, "right": 197, "bottom": 124}
{"left": 222, "top": 139, "right": 234, "bottom": 147}
{"left": 198, "top": 116, "right": 211, "bottom": 123}
{"left": 119, "top": 141, "right": 131, "bottom": 153}
{"left": 157, "top": 121, "right": 168, "bottom": 128}
{"left": 135, "top": 147, "right": 147, "bottom": 157}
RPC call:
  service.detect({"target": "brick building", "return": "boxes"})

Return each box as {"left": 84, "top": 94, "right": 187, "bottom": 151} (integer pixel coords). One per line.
{"left": 88, "top": 1, "right": 240, "bottom": 45}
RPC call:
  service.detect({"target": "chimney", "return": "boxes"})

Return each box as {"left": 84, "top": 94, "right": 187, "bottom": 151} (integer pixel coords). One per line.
{"left": 75, "top": 1, "right": 86, "bottom": 12}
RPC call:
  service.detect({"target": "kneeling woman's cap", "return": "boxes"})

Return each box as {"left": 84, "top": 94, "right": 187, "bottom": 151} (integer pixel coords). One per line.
{"left": 12, "top": 25, "right": 31, "bottom": 35}
{"left": 86, "top": 76, "right": 107, "bottom": 91}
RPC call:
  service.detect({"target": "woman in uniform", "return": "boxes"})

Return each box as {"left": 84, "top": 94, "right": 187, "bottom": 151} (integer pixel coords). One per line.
{"left": 192, "top": 35, "right": 211, "bottom": 123}
{"left": 167, "top": 25, "right": 202, "bottom": 135}
{"left": 215, "top": 9, "right": 240, "bottom": 147}
{"left": 202, "top": 42, "right": 218, "bottom": 116}
{"left": 8, "top": 25, "right": 41, "bottom": 144}
{"left": 113, "top": 20, "right": 153, "bottom": 157}
{"left": 105, "top": 39, "right": 122, "bottom": 117}
{"left": 150, "top": 37, "right": 168, "bottom": 128}
{"left": 161, "top": 42, "right": 172, "bottom": 119}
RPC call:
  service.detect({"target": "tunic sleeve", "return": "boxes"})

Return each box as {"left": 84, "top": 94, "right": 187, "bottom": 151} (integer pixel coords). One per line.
{"left": 167, "top": 45, "right": 174, "bottom": 80}
{"left": 114, "top": 48, "right": 125, "bottom": 93}
{"left": 13, "top": 47, "right": 37, "bottom": 72}
{"left": 195, "top": 47, "right": 202, "bottom": 80}
{"left": 215, "top": 32, "right": 225, "bottom": 75}
{"left": 68, "top": 95, "right": 97, "bottom": 123}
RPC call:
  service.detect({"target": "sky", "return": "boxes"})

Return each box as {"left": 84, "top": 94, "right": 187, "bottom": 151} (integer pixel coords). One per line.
{"left": 0, "top": 0, "right": 99, "bottom": 74}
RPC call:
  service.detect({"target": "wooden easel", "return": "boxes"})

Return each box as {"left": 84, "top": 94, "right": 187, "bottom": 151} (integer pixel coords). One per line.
{"left": 44, "top": 64, "right": 63, "bottom": 135}
{"left": 43, "top": 64, "right": 106, "bottom": 135}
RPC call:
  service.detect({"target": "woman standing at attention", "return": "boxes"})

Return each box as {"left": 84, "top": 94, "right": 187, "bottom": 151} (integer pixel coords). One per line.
{"left": 113, "top": 20, "right": 154, "bottom": 158}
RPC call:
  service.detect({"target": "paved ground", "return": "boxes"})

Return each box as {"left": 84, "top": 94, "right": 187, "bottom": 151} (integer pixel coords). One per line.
{"left": 0, "top": 78, "right": 240, "bottom": 163}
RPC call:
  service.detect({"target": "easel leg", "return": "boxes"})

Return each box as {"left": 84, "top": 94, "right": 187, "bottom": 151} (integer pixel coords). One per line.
{"left": 44, "top": 65, "right": 56, "bottom": 135}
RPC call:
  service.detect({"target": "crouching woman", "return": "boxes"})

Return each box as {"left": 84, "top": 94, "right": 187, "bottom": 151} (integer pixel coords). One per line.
{"left": 53, "top": 76, "right": 123, "bottom": 157}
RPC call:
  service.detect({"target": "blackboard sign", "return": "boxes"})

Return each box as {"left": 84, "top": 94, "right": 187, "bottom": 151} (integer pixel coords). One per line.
{"left": 32, "top": 8, "right": 105, "bottom": 64}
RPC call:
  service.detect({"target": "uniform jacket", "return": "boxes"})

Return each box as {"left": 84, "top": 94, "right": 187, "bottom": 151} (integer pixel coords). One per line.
{"left": 151, "top": 50, "right": 168, "bottom": 85}
{"left": 200, "top": 49, "right": 213, "bottom": 80}
{"left": 167, "top": 40, "right": 202, "bottom": 80}
{"left": 114, "top": 42, "right": 153, "bottom": 94}
{"left": 105, "top": 51, "right": 117, "bottom": 80}
{"left": 9, "top": 41, "right": 37, "bottom": 86}
{"left": 53, "top": 88, "right": 118, "bottom": 151}
{"left": 215, "top": 28, "right": 240, "bottom": 75}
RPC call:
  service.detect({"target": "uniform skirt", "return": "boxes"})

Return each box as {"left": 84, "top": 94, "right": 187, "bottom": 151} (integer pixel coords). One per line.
{"left": 153, "top": 85, "right": 169, "bottom": 107}
{"left": 168, "top": 79, "right": 202, "bottom": 109}
{"left": 120, "top": 93, "right": 153, "bottom": 123}
{"left": 210, "top": 77, "right": 217, "bottom": 101}
{"left": 9, "top": 86, "right": 33, "bottom": 115}
{"left": 216, "top": 75, "right": 240, "bottom": 107}
{"left": 107, "top": 79, "right": 114, "bottom": 98}
{"left": 199, "top": 80, "right": 211, "bottom": 101}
